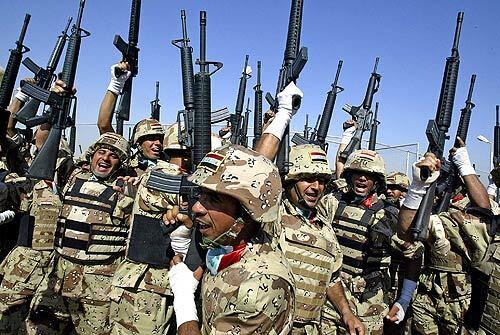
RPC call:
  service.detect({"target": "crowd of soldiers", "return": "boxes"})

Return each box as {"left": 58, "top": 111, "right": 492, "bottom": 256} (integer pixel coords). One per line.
{"left": 0, "top": 5, "right": 499, "bottom": 335}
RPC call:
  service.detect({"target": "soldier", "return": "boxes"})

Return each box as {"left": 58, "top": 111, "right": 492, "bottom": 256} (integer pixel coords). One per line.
{"left": 277, "top": 144, "right": 364, "bottom": 335}
{"left": 28, "top": 132, "right": 134, "bottom": 334}
{"left": 163, "top": 123, "right": 192, "bottom": 173}
{"left": 321, "top": 149, "right": 423, "bottom": 335}
{"left": 395, "top": 141, "right": 491, "bottom": 334}
{"left": 167, "top": 145, "right": 296, "bottom": 335}
{"left": 385, "top": 171, "right": 410, "bottom": 208}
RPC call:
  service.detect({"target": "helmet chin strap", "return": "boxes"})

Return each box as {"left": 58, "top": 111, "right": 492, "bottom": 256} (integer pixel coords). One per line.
{"left": 200, "top": 217, "right": 244, "bottom": 250}
{"left": 293, "top": 183, "right": 309, "bottom": 209}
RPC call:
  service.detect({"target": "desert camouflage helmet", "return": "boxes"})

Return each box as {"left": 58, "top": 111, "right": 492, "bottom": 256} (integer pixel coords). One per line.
{"left": 189, "top": 144, "right": 282, "bottom": 224}
{"left": 285, "top": 144, "right": 332, "bottom": 181}
{"left": 163, "top": 123, "right": 188, "bottom": 151}
{"left": 386, "top": 171, "right": 409, "bottom": 190}
{"left": 343, "top": 149, "right": 387, "bottom": 191}
{"left": 132, "top": 119, "right": 165, "bottom": 146}
{"left": 86, "top": 132, "right": 130, "bottom": 163}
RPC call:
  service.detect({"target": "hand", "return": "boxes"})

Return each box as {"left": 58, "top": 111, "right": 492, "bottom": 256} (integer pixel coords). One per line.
{"left": 51, "top": 79, "right": 77, "bottom": 96}
{"left": 340, "top": 120, "right": 356, "bottom": 145}
{"left": 277, "top": 82, "right": 303, "bottom": 116}
{"left": 450, "top": 138, "right": 476, "bottom": 177}
{"left": 163, "top": 205, "right": 193, "bottom": 228}
{"left": 414, "top": 152, "right": 441, "bottom": 183}
{"left": 342, "top": 311, "right": 365, "bottom": 335}
{"left": 107, "top": 61, "right": 131, "bottom": 95}
{"left": 117, "top": 175, "right": 140, "bottom": 186}
{"left": 342, "top": 118, "right": 356, "bottom": 130}
{"left": 386, "top": 302, "right": 404, "bottom": 324}
{"left": 15, "top": 77, "right": 36, "bottom": 102}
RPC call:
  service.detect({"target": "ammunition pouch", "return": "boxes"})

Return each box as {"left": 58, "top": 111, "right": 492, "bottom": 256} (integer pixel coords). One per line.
{"left": 126, "top": 214, "right": 175, "bottom": 267}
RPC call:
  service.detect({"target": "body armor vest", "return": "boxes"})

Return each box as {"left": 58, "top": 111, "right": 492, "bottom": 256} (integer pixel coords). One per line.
{"left": 54, "top": 177, "right": 128, "bottom": 263}
{"left": 17, "top": 181, "right": 62, "bottom": 250}
{"left": 278, "top": 202, "right": 342, "bottom": 323}
{"left": 332, "top": 200, "right": 394, "bottom": 277}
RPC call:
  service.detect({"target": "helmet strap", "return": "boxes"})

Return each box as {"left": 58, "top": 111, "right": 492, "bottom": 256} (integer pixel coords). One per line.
{"left": 200, "top": 217, "right": 244, "bottom": 249}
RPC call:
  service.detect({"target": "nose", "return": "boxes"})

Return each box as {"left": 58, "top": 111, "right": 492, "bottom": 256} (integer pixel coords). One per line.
{"left": 192, "top": 200, "right": 207, "bottom": 217}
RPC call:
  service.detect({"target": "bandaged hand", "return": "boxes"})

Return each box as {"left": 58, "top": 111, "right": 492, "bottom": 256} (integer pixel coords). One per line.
{"left": 402, "top": 153, "right": 440, "bottom": 209}
{"left": 107, "top": 62, "right": 131, "bottom": 95}
{"left": 169, "top": 260, "right": 200, "bottom": 328}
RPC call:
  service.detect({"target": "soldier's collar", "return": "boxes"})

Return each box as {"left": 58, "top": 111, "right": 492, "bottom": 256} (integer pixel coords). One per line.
{"left": 283, "top": 198, "right": 318, "bottom": 223}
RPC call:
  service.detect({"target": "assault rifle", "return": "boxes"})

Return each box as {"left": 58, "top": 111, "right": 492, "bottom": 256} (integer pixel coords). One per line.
{"left": 21, "top": 0, "right": 89, "bottom": 180}
{"left": 240, "top": 98, "right": 251, "bottom": 147}
{"left": 494, "top": 105, "right": 500, "bottom": 169}
{"left": 292, "top": 59, "right": 343, "bottom": 150}
{"left": 0, "top": 14, "right": 30, "bottom": 148}
{"left": 253, "top": 60, "right": 263, "bottom": 148}
{"left": 230, "top": 55, "right": 251, "bottom": 144}
{"left": 436, "top": 74, "right": 475, "bottom": 213}
{"left": 150, "top": 81, "right": 160, "bottom": 121}
{"left": 114, "top": 0, "right": 141, "bottom": 135}
{"left": 68, "top": 97, "right": 78, "bottom": 154}
{"left": 266, "top": 0, "right": 308, "bottom": 174}
{"left": 410, "top": 12, "right": 463, "bottom": 241}
{"left": 339, "top": 57, "right": 381, "bottom": 161}
{"left": 16, "top": 17, "right": 71, "bottom": 125}
{"left": 368, "top": 102, "right": 380, "bottom": 150}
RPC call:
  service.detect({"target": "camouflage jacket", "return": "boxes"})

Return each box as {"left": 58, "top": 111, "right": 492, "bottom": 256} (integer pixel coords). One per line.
{"left": 201, "top": 235, "right": 295, "bottom": 335}
{"left": 112, "top": 161, "right": 183, "bottom": 296}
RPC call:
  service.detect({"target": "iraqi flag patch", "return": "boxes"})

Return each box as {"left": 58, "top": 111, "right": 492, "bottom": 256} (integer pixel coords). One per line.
{"left": 309, "top": 151, "right": 328, "bottom": 164}
{"left": 199, "top": 152, "right": 226, "bottom": 172}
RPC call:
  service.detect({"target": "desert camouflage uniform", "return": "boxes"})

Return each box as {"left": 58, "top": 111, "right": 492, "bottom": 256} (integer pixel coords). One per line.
{"left": 321, "top": 150, "right": 422, "bottom": 335}
{"left": 200, "top": 233, "right": 295, "bottom": 335}
{"left": 29, "top": 132, "right": 134, "bottom": 335}
{"left": 187, "top": 144, "right": 295, "bottom": 334}
{"left": 412, "top": 197, "right": 473, "bottom": 335}
{"left": 110, "top": 161, "right": 183, "bottom": 335}
{"left": 273, "top": 145, "right": 342, "bottom": 335}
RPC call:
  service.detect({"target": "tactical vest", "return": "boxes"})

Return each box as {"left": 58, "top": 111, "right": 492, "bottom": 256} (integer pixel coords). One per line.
{"left": 54, "top": 177, "right": 128, "bottom": 263}
{"left": 332, "top": 200, "right": 394, "bottom": 277}
{"left": 278, "top": 205, "right": 342, "bottom": 323}
{"left": 17, "top": 181, "right": 62, "bottom": 251}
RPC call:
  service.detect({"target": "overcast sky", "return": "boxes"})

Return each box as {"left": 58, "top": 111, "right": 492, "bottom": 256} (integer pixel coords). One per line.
{"left": 1, "top": 0, "right": 499, "bottom": 183}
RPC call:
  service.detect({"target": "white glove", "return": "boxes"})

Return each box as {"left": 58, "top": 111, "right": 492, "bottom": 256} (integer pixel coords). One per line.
{"left": 451, "top": 147, "right": 476, "bottom": 177}
{"left": 340, "top": 126, "right": 356, "bottom": 145}
{"left": 0, "top": 210, "right": 15, "bottom": 225}
{"left": 277, "top": 82, "right": 303, "bottom": 116}
{"left": 168, "top": 262, "right": 199, "bottom": 328}
{"left": 391, "top": 302, "right": 405, "bottom": 324}
{"left": 14, "top": 87, "right": 29, "bottom": 103}
{"left": 263, "top": 82, "right": 303, "bottom": 141}
{"left": 402, "top": 159, "right": 440, "bottom": 209}
{"left": 170, "top": 225, "right": 192, "bottom": 259}
{"left": 107, "top": 64, "right": 131, "bottom": 95}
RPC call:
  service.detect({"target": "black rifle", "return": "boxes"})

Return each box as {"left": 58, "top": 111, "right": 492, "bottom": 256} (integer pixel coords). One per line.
{"left": 15, "top": 17, "right": 72, "bottom": 125}
{"left": 266, "top": 0, "right": 308, "bottom": 174}
{"left": 230, "top": 55, "right": 251, "bottom": 144}
{"left": 339, "top": 57, "right": 381, "bottom": 161}
{"left": 146, "top": 172, "right": 203, "bottom": 271}
{"left": 21, "top": 0, "right": 89, "bottom": 180}
{"left": 368, "top": 102, "right": 380, "bottom": 150}
{"left": 303, "top": 114, "right": 310, "bottom": 138}
{"left": 410, "top": 12, "right": 463, "bottom": 241}
{"left": 436, "top": 73, "right": 476, "bottom": 213}
{"left": 240, "top": 98, "right": 251, "bottom": 147}
{"left": 253, "top": 60, "right": 263, "bottom": 148}
{"left": 150, "top": 81, "right": 160, "bottom": 121}
{"left": 172, "top": 10, "right": 196, "bottom": 150}
{"left": 68, "top": 96, "right": 78, "bottom": 154}
{"left": 0, "top": 14, "right": 30, "bottom": 148}
{"left": 309, "top": 114, "right": 321, "bottom": 142}
{"left": 292, "top": 59, "right": 343, "bottom": 150}
{"left": 114, "top": 0, "right": 141, "bottom": 135}
{"left": 192, "top": 11, "right": 222, "bottom": 168}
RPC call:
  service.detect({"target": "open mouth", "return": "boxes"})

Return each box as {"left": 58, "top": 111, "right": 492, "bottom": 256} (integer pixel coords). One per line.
{"left": 303, "top": 192, "right": 318, "bottom": 203}
{"left": 96, "top": 161, "right": 111, "bottom": 172}
{"left": 354, "top": 182, "right": 368, "bottom": 194}
{"left": 196, "top": 219, "right": 211, "bottom": 234}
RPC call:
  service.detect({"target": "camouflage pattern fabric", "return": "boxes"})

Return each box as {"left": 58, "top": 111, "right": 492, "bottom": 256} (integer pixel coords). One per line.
{"left": 132, "top": 119, "right": 164, "bottom": 146}
{"left": 29, "top": 255, "right": 123, "bottom": 334}
{"left": 201, "top": 238, "right": 295, "bottom": 335}
{"left": 275, "top": 197, "right": 342, "bottom": 334}
{"left": 110, "top": 161, "right": 182, "bottom": 334}
{"left": 0, "top": 247, "right": 54, "bottom": 334}
{"left": 285, "top": 144, "right": 332, "bottom": 182}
